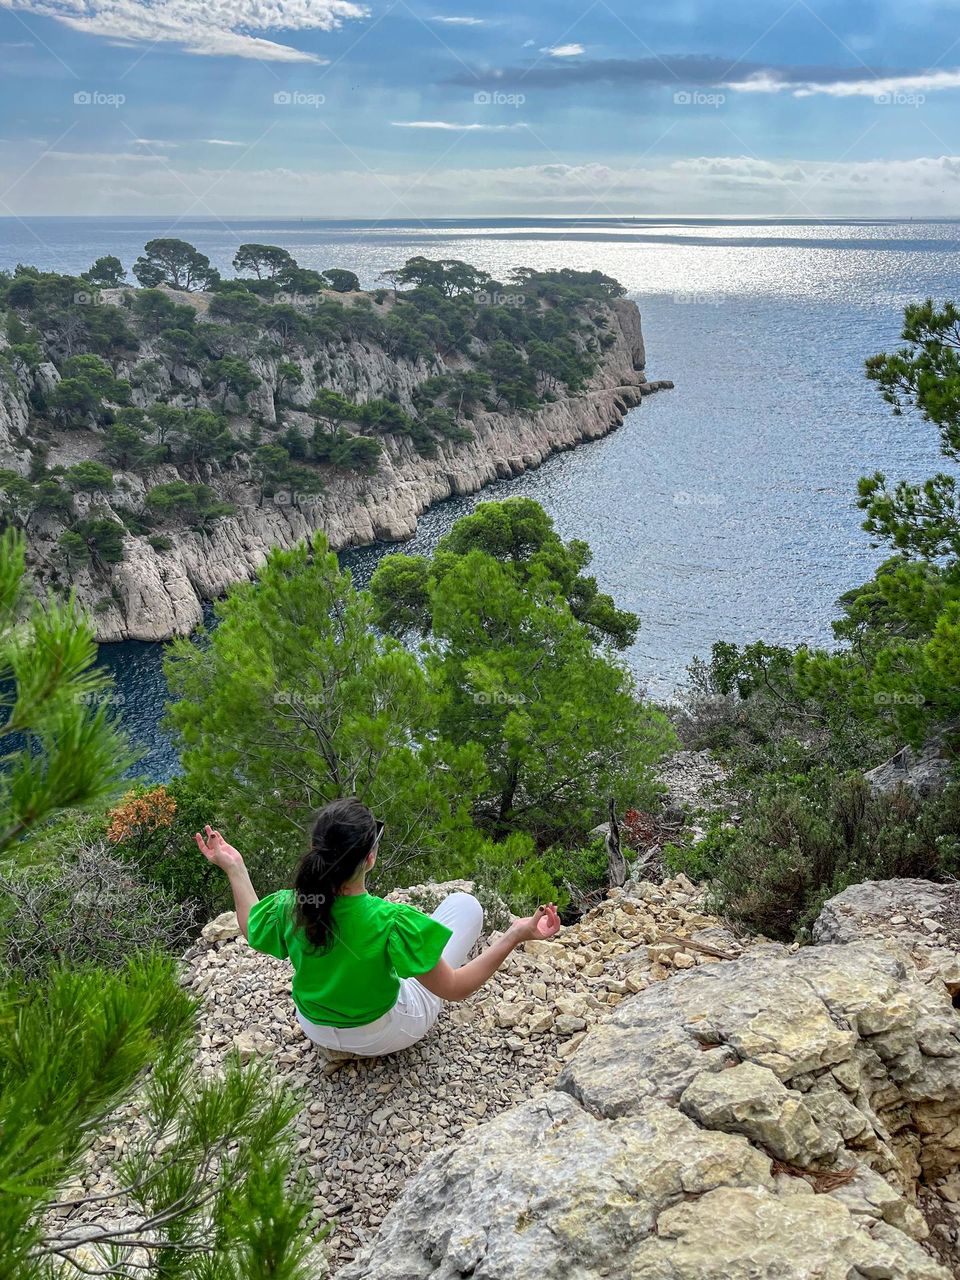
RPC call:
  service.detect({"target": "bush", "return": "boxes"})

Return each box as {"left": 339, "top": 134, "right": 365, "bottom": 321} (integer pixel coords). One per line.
{"left": 0, "top": 843, "right": 196, "bottom": 980}
{"left": 673, "top": 643, "right": 887, "bottom": 778}
{"left": 667, "top": 769, "right": 960, "bottom": 940}
{"left": 408, "top": 830, "right": 613, "bottom": 919}
{"left": 452, "top": 831, "right": 564, "bottom": 915}
{"left": 105, "top": 780, "right": 228, "bottom": 919}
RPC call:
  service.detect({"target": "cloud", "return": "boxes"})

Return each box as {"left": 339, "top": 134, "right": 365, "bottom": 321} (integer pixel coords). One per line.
{"left": 447, "top": 54, "right": 754, "bottom": 87}
{"left": 728, "top": 68, "right": 960, "bottom": 98}
{"left": 431, "top": 15, "right": 485, "bottom": 24}
{"left": 43, "top": 148, "right": 168, "bottom": 162}
{"left": 390, "top": 119, "right": 527, "bottom": 130}
{"left": 134, "top": 137, "right": 245, "bottom": 148}
{"left": 8, "top": 150, "right": 960, "bottom": 218}
{"left": 541, "top": 43, "right": 584, "bottom": 57}
{"left": 2, "top": 0, "right": 369, "bottom": 62}
{"left": 447, "top": 54, "right": 960, "bottom": 98}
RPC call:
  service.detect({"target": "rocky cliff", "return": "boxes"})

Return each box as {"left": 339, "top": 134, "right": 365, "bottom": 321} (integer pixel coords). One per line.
{"left": 333, "top": 879, "right": 960, "bottom": 1280}
{"left": 1, "top": 294, "right": 668, "bottom": 642}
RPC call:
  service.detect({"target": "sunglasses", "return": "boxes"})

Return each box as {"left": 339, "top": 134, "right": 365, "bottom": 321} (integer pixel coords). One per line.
{"left": 373, "top": 818, "right": 385, "bottom": 845}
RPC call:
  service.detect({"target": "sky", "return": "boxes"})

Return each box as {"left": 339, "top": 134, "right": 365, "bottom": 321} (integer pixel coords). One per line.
{"left": 1, "top": 0, "right": 960, "bottom": 217}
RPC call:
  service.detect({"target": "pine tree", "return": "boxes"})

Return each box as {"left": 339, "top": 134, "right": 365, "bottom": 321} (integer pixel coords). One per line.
{"left": 0, "top": 528, "right": 134, "bottom": 852}
{"left": 0, "top": 528, "right": 321, "bottom": 1279}
{"left": 0, "top": 956, "right": 319, "bottom": 1279}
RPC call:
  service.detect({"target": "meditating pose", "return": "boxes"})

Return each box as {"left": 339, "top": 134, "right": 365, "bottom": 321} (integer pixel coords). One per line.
{"left": 195, "top": 797, "right": 561, "bottom": 1057}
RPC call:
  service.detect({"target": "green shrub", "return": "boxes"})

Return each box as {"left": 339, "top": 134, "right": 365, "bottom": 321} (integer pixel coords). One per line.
{"left": 667, "top": 769, "right": 960, "bottom": 940}
{"left": 459, "top": 831, "right": 565, "bottom": 915}
{"left": 413, "top": 830, "right": 612, "bottom": 919}
{"left": 540, "top": 836, "right": 610, "bottom": 909}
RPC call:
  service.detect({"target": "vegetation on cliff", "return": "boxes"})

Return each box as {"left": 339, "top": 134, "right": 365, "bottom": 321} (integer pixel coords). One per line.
{"left": 0, "top": 243, "right": 628, "bottom": 613}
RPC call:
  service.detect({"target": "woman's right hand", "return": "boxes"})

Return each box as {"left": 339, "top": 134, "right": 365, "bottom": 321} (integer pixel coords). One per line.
{"left": 195, "top": 825, "right": 245, "bottom": 873}
{"left": 510, "top": 903, "right": 561, "bottom": 944}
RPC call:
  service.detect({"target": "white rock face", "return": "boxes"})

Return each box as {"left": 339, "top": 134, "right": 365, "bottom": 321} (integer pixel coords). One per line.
{"left": 21, "top": 297, "right": 666, "bottom": 642}
{"left": 341, "top": 936, "right": 960, "bottom": 1280}
{"left": 0, "top": 351, "right": 35, "bottom": 470}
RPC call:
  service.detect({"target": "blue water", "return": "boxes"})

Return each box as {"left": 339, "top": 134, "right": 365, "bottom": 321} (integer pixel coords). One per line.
{"left": 2, "top": 216, "right": 954, "bottom": 780}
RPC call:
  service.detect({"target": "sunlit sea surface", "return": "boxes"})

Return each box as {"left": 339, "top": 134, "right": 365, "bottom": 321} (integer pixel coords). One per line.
{"left": 2, "top": 216, "right": 955, "bottom": 778}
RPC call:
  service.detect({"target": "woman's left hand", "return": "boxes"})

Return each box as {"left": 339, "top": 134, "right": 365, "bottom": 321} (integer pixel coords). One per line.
{"left": 195, "top": 825, "right": 244, "bottom": 873}
{"left": 510, "top": 903, "right": 562, "bottom": 943}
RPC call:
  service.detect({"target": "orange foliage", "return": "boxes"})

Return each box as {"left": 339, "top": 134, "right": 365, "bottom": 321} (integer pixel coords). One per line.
{"left": 107, "top": 786, "right": 177, "bottom": 844}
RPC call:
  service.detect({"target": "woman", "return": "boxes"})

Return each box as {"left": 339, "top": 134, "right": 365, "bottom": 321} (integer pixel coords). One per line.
{"left": 195, "top": 797, "right": 561, "bottom": 1057}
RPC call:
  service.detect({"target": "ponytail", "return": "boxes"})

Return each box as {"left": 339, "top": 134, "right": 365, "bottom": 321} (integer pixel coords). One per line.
{"left": 292, "top": 797, "right": 378, "bottom": 951}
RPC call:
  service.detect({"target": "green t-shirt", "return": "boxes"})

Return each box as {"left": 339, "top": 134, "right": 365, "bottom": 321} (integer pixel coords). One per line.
{"left": 246, "top": 890, "right": 452, "bottom": 1027}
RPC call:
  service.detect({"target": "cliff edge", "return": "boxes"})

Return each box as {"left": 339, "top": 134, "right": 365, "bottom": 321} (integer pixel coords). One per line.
{"left": 53, "top": 876, "right": 960, "bottom": 1277}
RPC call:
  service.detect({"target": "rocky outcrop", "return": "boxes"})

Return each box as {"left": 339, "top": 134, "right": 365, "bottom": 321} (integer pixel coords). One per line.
{"left": 342, "top": 929, "right": 960, "bottom": 1279}
{"left": 865, "top": 741, "right": 956, "bottom": 799}
{"left": 813, "top": 879, "right": 960, "bottom": 956}
{"left": 10, "top": 296, "right": 670, "bottom": 642}
{"left": 175, "top": 876, "right": 740, "bottom": 1269}
{"left": 56, "top": 874, "right": 960, "bottom": 1276}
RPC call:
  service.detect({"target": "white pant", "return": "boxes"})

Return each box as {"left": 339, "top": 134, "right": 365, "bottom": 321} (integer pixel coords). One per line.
{"left": 296, "top": 892, "right": 484, "bottom": 1057}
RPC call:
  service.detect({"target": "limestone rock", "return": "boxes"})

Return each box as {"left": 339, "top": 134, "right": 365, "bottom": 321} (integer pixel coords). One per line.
{"left": 232, "top": 1028, "right": 274, "bottom": 1061}
{"left": 554, "top": 1014, "right": 587, "bottom": 1035}
{"left": 160, "top": 875, "right": 960, "bottom": 1275}
{"left": 864, "top": 741, "right": 954, "bottom": 799}
{"left": 339, "top": 1092, "right": 774, "bottom": 1280}
{"left": 813, "top": 879, "right": 959, "bottom": 949}
{"left": 345, "top": 936, "right": 959, "bottom": 1280}
{"left": 679, "top": 1060, "right": 840, "bottom": 1165}
{"left": 655, "top": 748, "right": 730, "bottom": 815}
{"left": 201, "top": 910, "right": 240, "bottom": 943}
{"left": 632, "top": 1185, "right": 946, "bottom": 1280}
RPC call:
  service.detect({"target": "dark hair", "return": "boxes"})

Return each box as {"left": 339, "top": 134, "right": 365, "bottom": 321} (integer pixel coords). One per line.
{"left": 292, "top": 798, "right": 378, "bottom": 951}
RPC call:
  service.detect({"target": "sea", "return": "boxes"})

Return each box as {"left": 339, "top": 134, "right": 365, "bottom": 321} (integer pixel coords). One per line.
{"left": 1, "top": 216, "right": 955, "bottom": 779}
